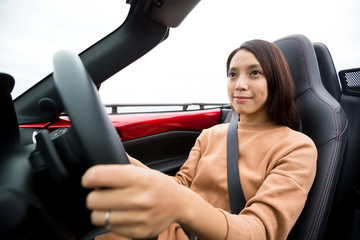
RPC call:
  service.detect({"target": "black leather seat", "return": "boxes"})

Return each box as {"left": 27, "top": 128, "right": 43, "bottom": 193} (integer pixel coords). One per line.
{"left": 273, "top": 35, "right": 348, "bottom": 240}
{"left": 314, "top": 42, "right": 360, "bottom": 239}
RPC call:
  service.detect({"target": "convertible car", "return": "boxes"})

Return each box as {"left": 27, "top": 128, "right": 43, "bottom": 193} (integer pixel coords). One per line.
{"left": 0, "top": 0, "right": 359, "bottom": 239}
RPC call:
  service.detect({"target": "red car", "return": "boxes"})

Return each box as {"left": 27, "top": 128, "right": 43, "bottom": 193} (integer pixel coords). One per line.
{"left": 0, "top": 0, "right": 359, "bottom": 239}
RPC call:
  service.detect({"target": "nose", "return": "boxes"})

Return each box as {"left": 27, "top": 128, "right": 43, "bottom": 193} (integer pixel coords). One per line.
{"left": 235, "top": 77, "right": 248, "bottom": 91}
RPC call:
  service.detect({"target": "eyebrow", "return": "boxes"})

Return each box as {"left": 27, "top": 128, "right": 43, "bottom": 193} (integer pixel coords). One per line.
{"left": 248, "top": 64, "right": 262, "bottom": 69}
{"left": 228, "top": 67, "right": 237, "bottom": 72}
{"left": 228, "top": 64, "right": 262, "bottom": 72}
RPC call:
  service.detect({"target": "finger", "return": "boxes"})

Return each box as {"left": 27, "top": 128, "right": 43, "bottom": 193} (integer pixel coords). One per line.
{"left": 90, "top": 209, "right": 146, "bottom": 227}
{"left": 82, "top": 164, "right": 148, "bottom": 189}
{"left": 90, "top": 210, "right": 108, "bottom": 226}
{"left": 91, "top": 210, "right": 160, "bottom": 239}
{"left": 86, "top": 187, "right": 150, "bottom": 210}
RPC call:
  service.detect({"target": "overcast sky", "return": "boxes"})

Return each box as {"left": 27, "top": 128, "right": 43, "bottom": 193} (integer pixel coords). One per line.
{"left": 1, "top": 0, "right": 359, "bottom": 104}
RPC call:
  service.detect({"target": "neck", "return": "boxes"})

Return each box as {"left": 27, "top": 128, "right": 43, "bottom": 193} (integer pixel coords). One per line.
{"left": 238, "top": 112, "right": 271, "bottom": 124}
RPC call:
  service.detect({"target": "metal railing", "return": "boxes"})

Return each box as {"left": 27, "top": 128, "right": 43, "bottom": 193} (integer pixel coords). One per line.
{"left": 104, "top": 103, "right": 229, "bottom": 114}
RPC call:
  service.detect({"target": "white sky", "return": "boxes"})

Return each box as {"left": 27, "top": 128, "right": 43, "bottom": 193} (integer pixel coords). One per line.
{"left": 1, "top": 0, "right": 359, "bottom": 104}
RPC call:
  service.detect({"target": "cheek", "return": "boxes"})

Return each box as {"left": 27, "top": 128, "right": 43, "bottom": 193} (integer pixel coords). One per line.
{"left": 261, "top": 89, "right": 268, "bottom": 100}
{"left": 260, "top": 82, "right": 268, "bottom": 101}
{"left": 227, "top": 81, "right": 232, "bottom": 95}
{"left": 226, "top": 81, "right": 235, "bottom": 101}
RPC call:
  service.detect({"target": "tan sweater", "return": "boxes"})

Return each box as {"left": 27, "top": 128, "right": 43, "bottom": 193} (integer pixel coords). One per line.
{"left": 95, "top": 121, "right": 317, "bottom": 240}
{"left": 160, "top": 121, "right": 317, "bottom": 240}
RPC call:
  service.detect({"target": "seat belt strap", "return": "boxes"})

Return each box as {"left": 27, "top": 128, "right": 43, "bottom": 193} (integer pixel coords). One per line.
{"left": 184, "top": 229, "right": 195, "bottom": 240}
{"left": 184, "top": 112, "right": 246, "bottom": 239}
{"left": 227, "top": 112, "right": 246, "bottom": 214}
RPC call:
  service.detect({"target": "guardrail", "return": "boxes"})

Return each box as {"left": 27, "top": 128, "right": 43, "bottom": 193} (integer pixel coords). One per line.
{"left": 104, "top": 103, "right": 229, "bottom": 114}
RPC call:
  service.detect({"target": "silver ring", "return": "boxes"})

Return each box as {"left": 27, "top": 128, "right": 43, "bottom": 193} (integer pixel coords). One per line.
{"left": 104, "top": 211, "right": 111, "bottom": 226}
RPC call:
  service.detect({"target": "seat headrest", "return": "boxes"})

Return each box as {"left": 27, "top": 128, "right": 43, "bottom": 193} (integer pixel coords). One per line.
{"left": 274, "top": 35, "right": 330, "bottom": 99}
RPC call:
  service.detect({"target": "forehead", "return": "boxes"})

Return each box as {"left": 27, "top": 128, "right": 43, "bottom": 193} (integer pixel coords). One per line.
{"left": 229, "top": 49, "right": 261, "bottom": 68}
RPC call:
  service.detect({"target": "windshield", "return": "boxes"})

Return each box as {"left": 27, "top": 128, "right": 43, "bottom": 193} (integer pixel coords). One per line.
{"left": 0, "top": 0, "right": 129, "bottom": 99}
{"left": 1, "top": 0, "right": 359, "bottom": 105}
{"left": 100, "top": 0, "right": 360, "bottom": 104}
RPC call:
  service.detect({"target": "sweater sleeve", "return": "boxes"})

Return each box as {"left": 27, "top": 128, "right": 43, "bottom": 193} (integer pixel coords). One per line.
{"left": 172, "top": 135, "right": 202, "bottom": 187}
{"left": 221, "top": 133, "right": 317, "bottom": 240}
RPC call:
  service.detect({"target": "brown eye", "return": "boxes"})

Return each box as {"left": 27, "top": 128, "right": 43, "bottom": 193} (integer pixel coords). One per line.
{"left": 228, "top": 72, "right": 236, "bottom": 78}
{"left": 250, "top": 70, "right": 262, "bottom": 76}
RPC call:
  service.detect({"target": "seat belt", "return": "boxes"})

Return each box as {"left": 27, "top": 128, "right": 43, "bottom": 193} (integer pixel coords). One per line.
{"left": 226, "top": 112, "right": 246, "bottom": 214}
{"left": 184, "top": 111, "right": 246, "bottom": 239}
{"left": 184, "top": 230, "right": 195, "bottom": 240}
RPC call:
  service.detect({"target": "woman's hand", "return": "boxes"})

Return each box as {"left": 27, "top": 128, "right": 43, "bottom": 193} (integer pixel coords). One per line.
{"left": 81, "top": 164, "right": 189, "bottom": 239}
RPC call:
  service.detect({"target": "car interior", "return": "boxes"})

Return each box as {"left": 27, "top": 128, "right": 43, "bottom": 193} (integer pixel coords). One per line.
{"left": 0, "top": 0, "right": 359, "bottom": 239}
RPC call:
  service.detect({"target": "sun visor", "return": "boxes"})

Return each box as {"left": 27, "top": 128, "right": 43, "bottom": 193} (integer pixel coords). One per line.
{"left": 149, "top": 0, "right": 201, "bottom": 28}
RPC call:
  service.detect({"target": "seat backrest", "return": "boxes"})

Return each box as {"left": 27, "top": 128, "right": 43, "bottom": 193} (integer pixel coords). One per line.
{"left": 314, "top": 42, "right": 360, "bottom": 239}
{"left": 273, "top": 35, "right": 348, "bottom": 240}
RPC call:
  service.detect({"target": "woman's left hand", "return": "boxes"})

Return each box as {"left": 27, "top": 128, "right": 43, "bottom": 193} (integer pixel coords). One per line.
{"left": 81, "top": 164, "right": 188, "bottom": 239}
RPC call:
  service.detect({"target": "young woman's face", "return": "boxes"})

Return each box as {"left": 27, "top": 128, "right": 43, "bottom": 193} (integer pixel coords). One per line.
{"left": 227, "top": 49, "right": 270, "bottom": 123}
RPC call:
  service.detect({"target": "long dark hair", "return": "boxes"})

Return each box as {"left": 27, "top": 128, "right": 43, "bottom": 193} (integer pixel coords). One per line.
{"left": 226, "top": 39, "right": 300, "bottom": 130}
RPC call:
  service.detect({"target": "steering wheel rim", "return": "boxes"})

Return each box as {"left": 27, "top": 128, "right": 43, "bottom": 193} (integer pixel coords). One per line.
{"left": 53, "top": 50, "right": 129, "bottom": 166}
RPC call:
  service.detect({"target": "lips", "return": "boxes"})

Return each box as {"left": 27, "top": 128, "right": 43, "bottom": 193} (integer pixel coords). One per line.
{"left": 234, "top": 96, "right": 252, "bottom": 103}
{"left": 234, "top": 96, "right": 251, "bottom": 99}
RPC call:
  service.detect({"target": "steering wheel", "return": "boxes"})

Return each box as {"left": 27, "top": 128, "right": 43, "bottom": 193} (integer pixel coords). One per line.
{"left": 0, "top": 51, "right": 131, "bottom": 239}
{"left": 52, "top": 50, "right": 129, "bottom": 168}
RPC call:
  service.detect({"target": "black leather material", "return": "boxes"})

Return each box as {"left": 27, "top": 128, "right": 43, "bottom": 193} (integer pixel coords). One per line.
{"left": 313, "top": 42, "right": 342, "bottom": 102}
{"left": 273, "top": 35, "right": 348, "bottom": 240}
{"left": 314, "top": 42, "right": 360, "bottom": 238}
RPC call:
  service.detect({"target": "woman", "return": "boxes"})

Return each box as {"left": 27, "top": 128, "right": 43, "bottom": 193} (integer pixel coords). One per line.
{"left": 82, "top": 40, "right": 317, "bottom": 240}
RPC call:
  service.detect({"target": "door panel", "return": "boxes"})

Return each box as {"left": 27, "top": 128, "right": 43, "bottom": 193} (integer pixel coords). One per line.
{"left": 117, "top": 109, "right": 223, "bottom": 174}
{"left": 124, "top": 131, "right": 200, "bottom": 175}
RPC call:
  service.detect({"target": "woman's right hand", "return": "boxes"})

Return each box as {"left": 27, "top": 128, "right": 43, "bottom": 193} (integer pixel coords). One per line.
{"left": 82, "top": 164, "right": 190, "bottom": 239}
